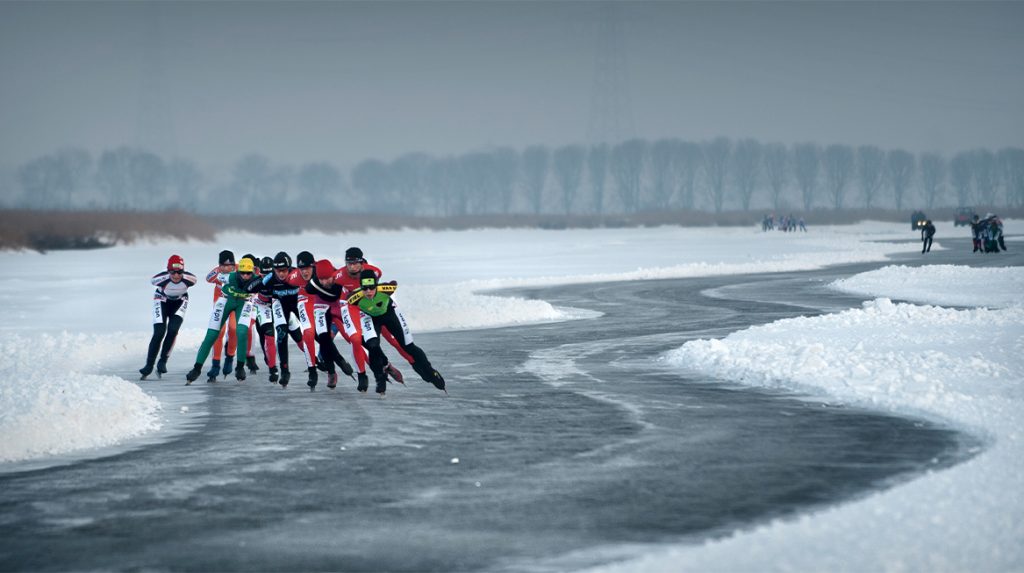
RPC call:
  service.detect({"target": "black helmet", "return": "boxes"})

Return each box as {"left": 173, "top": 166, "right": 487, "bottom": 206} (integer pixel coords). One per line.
{"left": 259, "top": 256, "right": 274, "bottom": 274}
{"left": 345, "top": 247, "right": 365, "bottom": 263}
{"left": 273, "top": 251, "right": 292, "bottom": 269}
{"left": 296, "top": 251, "right": 315, "bottom": 269}
{"left": 359, "top": 269, "right": 378, "bottom": 291}
{"left": 218, "top": 250, "right": 235, "bottom": 265}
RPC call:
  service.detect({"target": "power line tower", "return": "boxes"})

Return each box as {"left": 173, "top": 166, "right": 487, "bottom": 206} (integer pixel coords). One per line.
{"left": 587, "top": 2, "right": 634, "bottom": 147}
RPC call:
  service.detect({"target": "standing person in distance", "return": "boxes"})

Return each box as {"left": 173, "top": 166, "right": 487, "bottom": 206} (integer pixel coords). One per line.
{"left": 347, "top": 270, "right": 446, "bottom": 397}
{"left": 185, "top": 257, "right": 258, "bottom": 384}
{"left": 140, "top": 255, "right": 197, "bottom": 379}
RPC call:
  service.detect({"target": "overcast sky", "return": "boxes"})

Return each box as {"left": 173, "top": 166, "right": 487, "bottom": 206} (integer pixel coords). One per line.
{"left": 1, "top": 1, "right": 1022, "bottom": 170}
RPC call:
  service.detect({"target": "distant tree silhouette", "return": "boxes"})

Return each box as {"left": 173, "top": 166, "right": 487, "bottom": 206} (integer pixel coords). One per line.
{"left": 167, "top": 158, "right": 202, "bottom": 212}
{"left": 352, "top": 158, "right": 391, "bottom": 213}
{"left": 701, "top": 137, "right": 731, "bottom": 213}
{"left": 855, "top": 145, "right": 885, "bottom": 209}
{"left": 793, "top": 143, "right": 821, "bottom": 211}
{"left": 233, "top": 154, "right": 273, "bottom": 213}
{"left": 18, "top": 155, "right": 61, "bottom": 210}
{"left": 649, "top": 139, "right": 679, "bottom": 211}
{"left": 919, "top": 153, "right": 946, "bottom": 210}
{"left": 491, "top": 147, "right": 519, "bottom": 215}
{"left": 823, "top": 144, "right": 854, "bottom": 210}
{"left": 587, "top": 144, "right": 609, "bottom": 214}
{"left": 611, "top": 139, "right": 648, "bottom": 213}
{"left": 130, "top": 150, "right": 166, "bottom": 210}
{"left": 885, "top": 149, "right": 915, "bottom": 210}
{"left": 998, "top": 147, "right": 1024, "bottom": 207}
{"left": 950, "top": 152, "right": 973, "bottom": 208}
{"left": 522, "top": 145, "right": 549, "bottom": 215}
{"left": 96, "top": 147, "right": 135, "bottom": 210}
{"left": 763, "top": 143, "right": 789, "bottom": 212}
{"left": 969, "top": 148, "right": 997, "bottom": 206}
{"left": 299, "top": 162, "right": 342, "bottom": 210}
{"left": 733, "top": 138, "right": 762, "bottom": 211}
{"left": 553, "top": 144, "right": 586, "bottom": 215}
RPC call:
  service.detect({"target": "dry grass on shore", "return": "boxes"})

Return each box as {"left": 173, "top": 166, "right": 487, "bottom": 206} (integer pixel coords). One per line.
{"left": 3, "top": 206, "right": 1019, "bottom": 252}
{"left": 0, "top": 210, "right": 217, "bottom": 252}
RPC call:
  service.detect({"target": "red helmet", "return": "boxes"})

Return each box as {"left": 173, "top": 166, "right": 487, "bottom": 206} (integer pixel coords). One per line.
{"left": 315, "top": 259, "right": 335, "bottom": 279}
{"left": 167, "top": 255, "right": 185, "bottom": 272}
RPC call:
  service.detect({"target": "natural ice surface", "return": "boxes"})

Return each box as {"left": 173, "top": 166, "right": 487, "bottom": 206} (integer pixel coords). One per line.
{"left": 613, "top": 268, "right": 1024, "bottom": 572}
{"left": 0, "top": 221, "right": 943, "bottom": 462}
{"left": 3, "top": 218, "right": 1019, "bottom": 573}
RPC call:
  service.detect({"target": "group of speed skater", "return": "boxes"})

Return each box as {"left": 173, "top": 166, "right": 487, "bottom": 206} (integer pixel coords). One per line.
{"left": 139, "top": 247, "right": 446, "bottom": 397}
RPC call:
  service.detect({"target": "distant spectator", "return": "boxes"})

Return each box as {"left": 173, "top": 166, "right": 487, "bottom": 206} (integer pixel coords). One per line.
{"left": 921, "top": 220, "right": 936, "bottom": 253}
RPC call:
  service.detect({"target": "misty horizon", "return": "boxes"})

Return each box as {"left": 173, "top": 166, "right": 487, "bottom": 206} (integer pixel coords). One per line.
{"left": 2, "top": 1, "right": 1023, "bottom": 172}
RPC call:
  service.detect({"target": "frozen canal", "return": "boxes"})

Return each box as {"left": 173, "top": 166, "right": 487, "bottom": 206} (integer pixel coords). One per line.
{"left": 0, "top": 251, "right": 987, "bottom": 572}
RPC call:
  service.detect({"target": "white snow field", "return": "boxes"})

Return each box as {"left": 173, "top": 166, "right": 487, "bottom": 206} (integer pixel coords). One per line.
{"left": 591, "top": 268, "right": 1022, "bottom": 572}
{"left": 0, "top": 219, "right": 1020, "bottom": 570}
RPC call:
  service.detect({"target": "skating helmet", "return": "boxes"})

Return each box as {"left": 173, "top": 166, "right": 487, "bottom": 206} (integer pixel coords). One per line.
{"left": 296, "top": 251, "right": 315, "bottom": 269}
{"left": 273, "top": 251, "right": 292, "bottom": 269}
{"left": 344, "top": 247, "right": 365, "bottom": 264}
{"left": 359, "top": 269, "right": 378, "bottom": 291}
{"left": 259, "top": 256, "right": 274, "bottom": 274}
{"left": 237, "top": 258, "right": 255, "bottom": 273}
{"left": 167, "top": 255, "right": 185, "bottom": 272}
{"left": 218, "top": 250, "right": 235, "bottom": 265}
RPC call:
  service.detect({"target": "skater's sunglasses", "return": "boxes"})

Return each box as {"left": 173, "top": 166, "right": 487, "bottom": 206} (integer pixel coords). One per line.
{"left": 169, "top": 270, "right": 183, "bottom": 275}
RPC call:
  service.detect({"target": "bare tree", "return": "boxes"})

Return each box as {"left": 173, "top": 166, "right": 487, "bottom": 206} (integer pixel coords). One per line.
{"left": 793, "top": 143, "right": 821, "bottom": 211}
{"left": 18, "top": 155, "right": 61, "bottom": 209}
{"left": 732, "top": 139, "right": 762, "bottom": 211}
{"left": 522, "top": 145, "right": 549, "bottom": 215}
{"left": 649, "top": 139, "right": 679, "bottom": 210}
{"left": 823, "top": 144, "right": 854, "bottom": 210}
{"left": 610, "top": 139, "right": 648, "bottom": 213}
{"left": 96, "top": 147, "right": 135, "bottom": 210}
{"left": 763, "top": 143, "right": 789, "bottom": 211}
{"left": 426, "top": 156, "right": 457, "bottom": 216}
{"left": 491, "top": 147, "right": 519, "bottom": 215}
{"left": 587, "top": 144, "right": 609, "bottom": 215}
{"left": 997, "top": 147, "right": 1024, "bottom": 207}
{"left": 553, "top": 144, "right": 586, "bottom": 215}
{"left": 299, "top": 162, "right": 342, "bottom": 210}
{"left": 351, "top": 158, "right": 391, "bottom": 213}
{"left": 701, "top": 137, "right": 731, "bottom": 213}
{"left": 970, "top": 148, "right": 997, "bottom": 206}
{"left": 950, "top": 152, "right": 973, "bottom": 207}
{"left": 674, "top": 141, "right": 703, "bottom": 210}
{"left": 233, "top": 154, "right": 273, "bottom": 213}
{"left": 919, "top": 153, "right": 946, "bottom": 209}
{"left": 855, "top": 145, "right": 885, "bottom": 209}
{"left": 54, "top": 148, "right": 92, "bottom": 208}
{"left": 885, "top": 149, "right": 915, "bottom": 210}
{"left": 390, "top": 153, "right": 431, "bottom": 215}
{"left": 130, "top": 150, "right": 166, "bottom": 210}
{"left": 167, "top": 158, "right": 203, "bottom": 211}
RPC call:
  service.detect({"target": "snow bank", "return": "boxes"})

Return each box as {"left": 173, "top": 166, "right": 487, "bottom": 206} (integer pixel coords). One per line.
{"left": 602, "top": 267, "right": 1024, "bottom": 572}
{"left": 831, "top": 264, "right": 1024, "bottom": 309}
{"left": 0, "top": 332, "right": 164, "bottom": 463}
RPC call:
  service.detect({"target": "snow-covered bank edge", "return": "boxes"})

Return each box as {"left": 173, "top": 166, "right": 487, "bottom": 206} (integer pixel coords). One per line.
{"left": 588, "top": 266, "right": 1024, "bottom": 573}
{"left": 0, "top": 332, "right": 166, "bottom": 464}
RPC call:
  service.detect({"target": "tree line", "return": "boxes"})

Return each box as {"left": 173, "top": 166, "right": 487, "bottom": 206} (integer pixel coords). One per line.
{"left": 5, "top": 139, "right": 1024, "bottom": 215}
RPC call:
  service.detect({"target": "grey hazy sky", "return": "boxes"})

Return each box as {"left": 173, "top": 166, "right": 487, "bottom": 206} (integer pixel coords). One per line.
{"left": 1, "top": 1, "right": 1022, "bottom": 169}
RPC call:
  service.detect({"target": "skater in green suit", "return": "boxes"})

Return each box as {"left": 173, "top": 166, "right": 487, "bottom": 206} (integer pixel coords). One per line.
{"left": 185, "top": 258, "right": 258, "bottom": 384}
